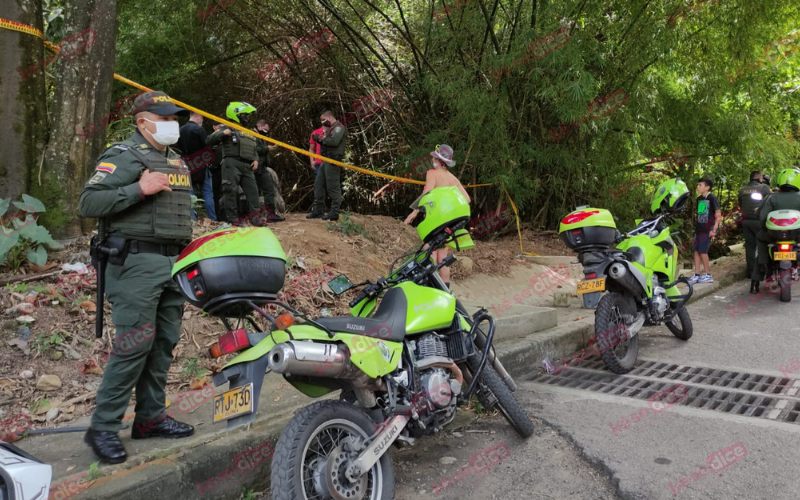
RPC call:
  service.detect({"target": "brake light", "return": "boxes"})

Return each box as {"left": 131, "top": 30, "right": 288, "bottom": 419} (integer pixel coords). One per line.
{"left": 780, "top": 244, "right": 792, "bottom": 251}
{"left": 769, "top": 216, "right": 800, "bottom": 227}
{"left": 209, "top": 328, "right": 249, "bottom": 358}
{"left": 275, "top": 313, "right": 295, "bottom": 330}
{"left": 562, "top": 210, "right": 599, "bottom": 225}
{"left": 177, "top": 230, "right": 238, "bottom": 263}
{"left": 585, "top": 273, "right": 597, "bottom": 279}
{"left": 187, "top": 269, "right": 199, "bottom": 280}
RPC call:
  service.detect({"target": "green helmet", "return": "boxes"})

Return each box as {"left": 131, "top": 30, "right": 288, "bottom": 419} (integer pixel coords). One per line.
{"left": 226, "top": 102, "right": 257, "bottom": 125}
{"left": 776, "top": 168, "right": 800, "bottom": 191}
{"left": 650, "top": 178, "right": 690, "bottom": 214}
{"left": 410, "top": 187, "right": 471, "bottom": 243}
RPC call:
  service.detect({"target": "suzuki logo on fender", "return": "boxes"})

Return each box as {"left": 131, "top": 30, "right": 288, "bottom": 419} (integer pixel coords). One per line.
{"left": 413, "top": 297, "right": 448, "bottom": 314}
{"left": 346, "top": 323, "right": 366, "bottom": 331}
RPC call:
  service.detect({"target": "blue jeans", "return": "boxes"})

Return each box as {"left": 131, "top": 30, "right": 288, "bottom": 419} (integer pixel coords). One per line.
{"left": 189, "top": 169, "right": 217, "bottom": 221}
{"left": 202, "top": 168, "right": 217, "bottom": 220}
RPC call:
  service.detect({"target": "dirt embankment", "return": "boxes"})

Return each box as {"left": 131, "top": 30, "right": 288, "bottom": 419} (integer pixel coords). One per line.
{"left": 0, "top": 214, "right": 567, "bottom": 437}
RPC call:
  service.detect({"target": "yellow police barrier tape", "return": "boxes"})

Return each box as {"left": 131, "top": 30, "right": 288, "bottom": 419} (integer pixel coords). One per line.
{"left": 3, "top": 18, "right": 540, "bottom": 254}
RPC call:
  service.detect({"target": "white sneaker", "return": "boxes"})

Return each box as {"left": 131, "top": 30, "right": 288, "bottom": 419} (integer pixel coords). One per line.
{"left": 699, "top": 273, "right": 713, "bottom": 283}
{"left": 687, "top": 273, "right": 700, "bottom": 284}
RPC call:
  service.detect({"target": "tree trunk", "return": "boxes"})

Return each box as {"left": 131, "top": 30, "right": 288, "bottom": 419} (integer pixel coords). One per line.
{"left": 33, "top": 0, "right": 118, "bottom": 237}
{"left": 0, "top": 0, "right": 46, "bottom": 206}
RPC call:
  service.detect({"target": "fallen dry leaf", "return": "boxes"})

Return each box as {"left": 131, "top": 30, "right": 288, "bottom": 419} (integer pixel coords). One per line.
{"left": 67, "top": 405, "right": 75, "bottom": 413}
{"left": 29, "top": 262, "right": 60, "bottom": 273}
{"left": 573, "top": 316, "right": 586, "bottom": 321}
{"left": 189, "top": 377, "right": 209, "bottom": 390}
{"left": 79, "top": 301, "right": 97, "bottom": 313}
{"left": 66, "top": 465, "right": 76, "bottom": 472}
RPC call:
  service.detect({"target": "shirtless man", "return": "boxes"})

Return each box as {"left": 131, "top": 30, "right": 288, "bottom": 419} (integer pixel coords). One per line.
{"left": 404, "top": 144, "right": 470, "bottom": 286}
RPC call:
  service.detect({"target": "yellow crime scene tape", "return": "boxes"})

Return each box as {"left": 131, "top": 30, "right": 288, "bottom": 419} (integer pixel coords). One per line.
{"left": 3, "top": 18, "right": 537, "bottom": 256}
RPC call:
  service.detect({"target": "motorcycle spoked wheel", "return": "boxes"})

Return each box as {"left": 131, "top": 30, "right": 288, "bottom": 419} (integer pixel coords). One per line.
{"left": 466, "top": 353, "right": 535, "bottom": 438}
{"left": 271, "top": 400, "right": 395, "bottom": 500}
{"left": 595, "top": 292, "right": 639, "bottom": 374}
{"left": 665, "top": 305, "right": 693, "bottom": 340}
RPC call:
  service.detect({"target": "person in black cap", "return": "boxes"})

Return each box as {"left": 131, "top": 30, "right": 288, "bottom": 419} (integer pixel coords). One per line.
{"left": 79, "top": 90, "right": 195, "bottom": 464}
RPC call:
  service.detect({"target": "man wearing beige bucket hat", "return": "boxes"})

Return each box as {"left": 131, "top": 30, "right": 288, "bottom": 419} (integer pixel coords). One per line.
{"left": 404, "top": 144, "right": 471, "bottom": 287}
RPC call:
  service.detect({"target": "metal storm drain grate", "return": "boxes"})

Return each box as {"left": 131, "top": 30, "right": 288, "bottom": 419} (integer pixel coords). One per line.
{"left": 526, "top": 358, "right": 800, "bottom": 424}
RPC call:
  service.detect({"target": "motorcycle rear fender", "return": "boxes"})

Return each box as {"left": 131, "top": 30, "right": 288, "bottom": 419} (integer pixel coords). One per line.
{"left": 223, "top": 324, "right": 403, "bottom": 379}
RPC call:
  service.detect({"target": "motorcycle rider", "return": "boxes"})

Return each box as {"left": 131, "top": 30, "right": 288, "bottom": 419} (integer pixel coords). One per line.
{"left": 752, "top": 168, "right": 800, "bottom": 292}
{"left": 738, "top": 171, "right": 772, "bottom": 292}
{"left": 207, "top": 102, "right": 265, "bottom": 224}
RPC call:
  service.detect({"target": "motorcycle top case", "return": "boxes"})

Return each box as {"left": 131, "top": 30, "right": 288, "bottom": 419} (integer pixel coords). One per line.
{"left": 171, "top": 227, "right": 287, "bottom": 315}
{"left": 559, "top": 208, "right": 617, "bottom": 251}
{"left": 766, "top": 209, "right": 800, "bottom": 240}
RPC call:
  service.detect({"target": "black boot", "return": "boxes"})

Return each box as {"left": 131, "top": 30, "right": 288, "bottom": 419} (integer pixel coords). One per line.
{"left": 322, "top": 212, "right": 339, "bottom": 221}
{"left": 131, "top": 416, "right": 194, "bottom": 440}
{"left": 750, "top": 280, "right": 760, "bottom": 294}
{"left": 84, "top": 428, "right": 127, "bottom": 464}
{"left": 307, "top": 211, "right": 324, "bottom": 219}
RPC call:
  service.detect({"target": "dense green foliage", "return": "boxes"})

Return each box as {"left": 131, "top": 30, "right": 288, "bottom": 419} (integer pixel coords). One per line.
{"left": 109, "top": 0, "right": 800, "bottom": 228}
{"left": 0, "top": 195, "right": 62, "bottom": 272}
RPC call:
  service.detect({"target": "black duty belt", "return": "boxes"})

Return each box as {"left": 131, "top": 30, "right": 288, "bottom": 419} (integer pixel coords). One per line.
{"left": 128, "top": 240, "right": 184, "bottom": 257}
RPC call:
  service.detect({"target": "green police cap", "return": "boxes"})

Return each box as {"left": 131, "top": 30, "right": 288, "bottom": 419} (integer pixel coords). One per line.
{"left": 130, "top": 91, "right": 189, "bottom": 117}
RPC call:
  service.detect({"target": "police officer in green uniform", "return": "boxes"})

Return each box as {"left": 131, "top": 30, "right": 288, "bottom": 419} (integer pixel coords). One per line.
{"left": 207, "top": 102, "right": 263, "bottom": 224}
{"left": 252, "top": 119, "right": 284, "bottom": 222}
{"left": 308, "top": 110, "right": 347, "bottom": 221}
{"left": 738, "top": 170, "right": 772, "bottom": 292}
{"left": 79, "top": 91, "right": 194, "bottom": 464}
{"left": 209, "top": 124, "right": 224, "bottom": 219}
{"left": 752, "top": 168, "right": 800, "bottom": 292}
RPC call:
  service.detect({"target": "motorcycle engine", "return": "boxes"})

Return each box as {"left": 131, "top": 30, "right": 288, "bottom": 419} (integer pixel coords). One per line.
{"left": 650, "top": 284, "right": 669, "bottom": 321}
{"left": 406, "top": 334, "right": 461, "bottom": 433}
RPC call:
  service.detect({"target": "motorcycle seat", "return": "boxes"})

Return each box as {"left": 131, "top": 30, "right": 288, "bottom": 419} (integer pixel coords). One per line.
{"left": 315, "top": 287, "right": 407, "bottom": 342}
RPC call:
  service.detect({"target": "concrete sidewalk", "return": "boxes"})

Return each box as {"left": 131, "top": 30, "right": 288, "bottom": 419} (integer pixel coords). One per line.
{"left": 17, "top": 252, "right": 747, "bottom": 500}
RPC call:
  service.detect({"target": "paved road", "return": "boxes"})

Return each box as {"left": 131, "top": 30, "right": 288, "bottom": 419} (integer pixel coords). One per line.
{"left": 393, "top": 278, "right": 800, "bottom": 500}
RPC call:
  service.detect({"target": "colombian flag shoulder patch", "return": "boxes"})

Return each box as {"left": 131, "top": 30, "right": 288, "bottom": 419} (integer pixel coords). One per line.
{"left": 97, "top": 162, "right": 117, "bottom": 174}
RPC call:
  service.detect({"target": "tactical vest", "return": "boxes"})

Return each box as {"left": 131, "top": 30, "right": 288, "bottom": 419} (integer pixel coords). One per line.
{"left": 766, "top": 191, "right": 800, "bottom": 212}
{"left": 107, "top": 143, "right": 193, "bottom": 242}
{"left": 221, "top": 129, "right": 258, "bottom": 162}
{"left": 320, "top": 121, "right": 347, "bottom": 157}
{"left": 738, "top": 181, "right": 771, "bottom": 220}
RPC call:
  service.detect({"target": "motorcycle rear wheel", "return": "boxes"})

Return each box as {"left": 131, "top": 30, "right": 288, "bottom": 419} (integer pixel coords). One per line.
{"left": 596, "top": 292, "right": 639, "bottom": 374}
{"left": 466, "top": 353, "right": 534, "bottom": 438}
{"left": 271, "top": 400, "right": 395, "bottom": 500}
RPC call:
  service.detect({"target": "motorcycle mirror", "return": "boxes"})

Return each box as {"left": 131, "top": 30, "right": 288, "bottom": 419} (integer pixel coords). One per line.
{"left": 327, "top": 274, "right": 355, "bottom": 295}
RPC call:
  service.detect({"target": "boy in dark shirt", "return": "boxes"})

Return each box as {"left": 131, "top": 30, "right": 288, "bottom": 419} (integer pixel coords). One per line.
{"left": 689, "top": 177, "right": 721, "bottom": 284}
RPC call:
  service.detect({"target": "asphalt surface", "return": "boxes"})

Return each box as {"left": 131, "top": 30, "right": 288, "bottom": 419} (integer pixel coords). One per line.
{"left": 390, "top": 277, "right": 800, "bottom": 500}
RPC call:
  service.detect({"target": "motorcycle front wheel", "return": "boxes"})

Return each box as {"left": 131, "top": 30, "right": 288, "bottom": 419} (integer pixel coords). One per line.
{"left": 271, "top": 400, "right": 395, "bottom": 500}
{"left": 466, "top": 353, "right": 535, "bottom": 438}
{"left": 595, "top": 292, "right": 639, "bottom": 374}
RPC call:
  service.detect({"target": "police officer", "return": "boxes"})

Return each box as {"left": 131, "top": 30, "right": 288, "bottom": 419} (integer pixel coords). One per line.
{"left": 209, "top": 124, "right": 224, "bottom": 219}
{"left": 252, "top": 119, "right": 284, "bottom": 222}
{"left": 308, "top": 110, "right": 347, "bottom": 221}
{"left": 738, "top": 170, "right": 772, "bottom": 292}
{"left": 207, "top": 102, "right": 263, "bottom": 224}
{"left": 752, "top": 168, "right": 800, "bottom": 293}
{"left": 79, "top": 91, "right": 194, "bottom": 464}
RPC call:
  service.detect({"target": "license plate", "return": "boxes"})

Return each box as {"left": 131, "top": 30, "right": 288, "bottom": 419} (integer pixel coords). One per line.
{"left": 577, "top": 277, "right": 606, "bottom": 295}
{"left": 775, "top": 252, "right": 797, "bottom": 261}
{"left": 213, "top": 383, "right": 254, "bottom": 422}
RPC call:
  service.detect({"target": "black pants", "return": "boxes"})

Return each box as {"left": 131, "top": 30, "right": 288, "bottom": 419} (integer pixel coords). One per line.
{"left": 210, "top": 166, "right": 223, "bottom": 220}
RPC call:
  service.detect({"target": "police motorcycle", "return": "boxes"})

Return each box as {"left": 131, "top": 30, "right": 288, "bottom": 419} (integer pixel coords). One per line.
{"left": 171, "top": 187, "right": 532, "bottom": 500}
{"left": 764, "top": 208, "right": 800, "bottom": 302}
{"left": 558, "top": 178, "right": 695, "bottom": 374}
{"left": 0, "top": 441, "right": 52, "bottom": 500}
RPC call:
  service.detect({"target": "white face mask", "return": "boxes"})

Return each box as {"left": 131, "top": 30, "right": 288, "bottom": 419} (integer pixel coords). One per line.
{"left": 143, "top": 118, "right": 180, "bottom": 146}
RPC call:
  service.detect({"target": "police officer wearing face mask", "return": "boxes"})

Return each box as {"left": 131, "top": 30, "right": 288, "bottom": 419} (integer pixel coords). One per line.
{"left": 738, "top": 170, "right": 772, "bottom": 291}
{"left": 308, "top": 110, "right": 347, "bottom": 221}
{"left": 79, "top": 91, "right": 194, "bottom": 464}
{"left": 206, "top": 102, "right": 264, "bottom": 224}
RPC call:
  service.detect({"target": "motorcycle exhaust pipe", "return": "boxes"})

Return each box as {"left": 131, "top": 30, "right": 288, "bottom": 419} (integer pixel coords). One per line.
{"left": 608, "top": 263, "right": 646, "bottom": 299}
{"left": 268, "top": 341, "right": 362, "bottom": 379}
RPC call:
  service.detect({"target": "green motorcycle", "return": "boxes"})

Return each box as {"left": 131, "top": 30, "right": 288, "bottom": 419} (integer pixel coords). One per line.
{"left": 558, "top": 178, "right": 695, "bottom": 373}
{"left": 764, "top": 209, "right": 800, "bottom": 302}
{"left": 172, "top": 187, "right": 532, "bottom": 500}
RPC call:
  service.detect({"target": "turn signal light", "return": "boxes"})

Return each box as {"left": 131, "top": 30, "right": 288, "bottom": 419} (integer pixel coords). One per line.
{"left": 585, "top": 273, "right": 597, "bottom": 279}
{"left": 209, "top": 328, "right": 249, "bottom": 358}
{"left": 275, "top": 313, "right": 295, "bottom": 331}
{"left": 780, "top": 243, "right": 792, "bottom": 251}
